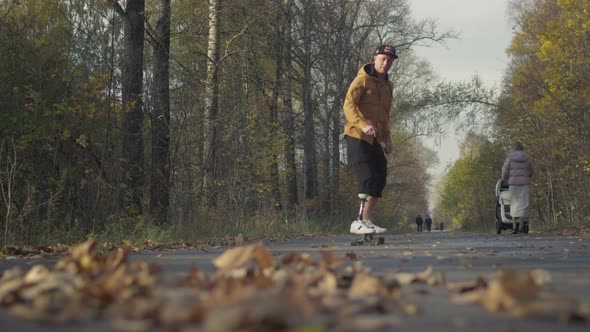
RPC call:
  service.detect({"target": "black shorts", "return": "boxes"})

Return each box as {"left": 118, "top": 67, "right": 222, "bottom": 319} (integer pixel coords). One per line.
{"left": 345, "top": 136, "right": 387, "bottom": 197}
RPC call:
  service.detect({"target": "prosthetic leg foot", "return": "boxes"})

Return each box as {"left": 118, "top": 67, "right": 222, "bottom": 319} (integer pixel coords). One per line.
{"left": 350, "top": 193, "right": 385, "bottom": 246}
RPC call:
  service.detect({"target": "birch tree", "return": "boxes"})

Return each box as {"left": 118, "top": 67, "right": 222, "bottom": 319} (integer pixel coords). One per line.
{"left": 202, "top": 0, "right": 221, "bottom": 207}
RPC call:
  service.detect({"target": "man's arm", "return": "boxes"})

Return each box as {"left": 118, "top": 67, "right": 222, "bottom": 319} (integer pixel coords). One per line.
{"left": 343, "top": 78, "right": 370, "bottom": 130}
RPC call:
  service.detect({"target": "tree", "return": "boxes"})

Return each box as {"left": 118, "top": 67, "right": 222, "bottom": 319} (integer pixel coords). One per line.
{"left": 437, "top": 133, "right": 504, "bottom": 230}
{"left": 499, "top": 0, "right": 590, "bottom": 227}
{"left": 0, "top": 0, "right": 478, "bottom": 243}
{"left": 149, "top": 0, "right": 172, "bottom": 225}
{"left": 1, "top": 0, "right": 130, "bottom": 242}
{"left": 110, "top": 0, "right": 146, "bottom": 215}
{"left": 202, "top": 0, "right": 221, "bottom": 207}
{"left": 282, "top": 0, "right": 298, "bottom": 211}
{"left": 314, "top": 0, "right": 363, "bottom": 214}
{"left": 299, "top": 0, "right": 319, "bottom": 215}
{"left": 268, "top": 1, "right": 286, "bottom": 211}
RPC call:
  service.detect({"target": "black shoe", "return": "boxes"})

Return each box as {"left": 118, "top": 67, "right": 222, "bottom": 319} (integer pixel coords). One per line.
{"left": 512, "top": 223, "right": 520, "bottom": 234}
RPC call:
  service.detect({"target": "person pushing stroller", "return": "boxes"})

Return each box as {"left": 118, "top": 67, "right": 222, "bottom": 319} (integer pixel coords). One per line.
{"left": 501, "top": 141, "right": 534, "bottom": 234}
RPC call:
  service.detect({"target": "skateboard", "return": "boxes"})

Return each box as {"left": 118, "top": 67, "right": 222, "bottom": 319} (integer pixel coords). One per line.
{"left": 351, "top": 233, "right": 385, "bottom": 246}
{"left": 350, "top": 193, "right": 385, "bottom": 246}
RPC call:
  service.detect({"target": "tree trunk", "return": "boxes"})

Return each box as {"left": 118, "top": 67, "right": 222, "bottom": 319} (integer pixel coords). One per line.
{"left": 330, "top": 98, "right": 341, "bottom": 209}
{"left": 269, "top": 5, "right": 285, "bottom": 211}
{"left": 328, "top": 0, "right": 362, "bottom": 214}
{"left": 119, "top": 0, "right": 146, "bottom": 214}
{"left": 301, "top": 0, "right": 318, "bottom": 216}
{"left": 321, "top": 68, "right": 331, "bottom": 214}
{"left": 202, "top": 0, "right": 221, "bottom": 208}
{"left": 282, "top": 0, "right": 298, "bottom": 210}
{"left": 150, "top": 0, "right": 171, "bottom": 225}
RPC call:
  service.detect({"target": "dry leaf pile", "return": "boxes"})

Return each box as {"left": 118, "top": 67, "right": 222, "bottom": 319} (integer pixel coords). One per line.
{"left": 1, "top": 240, "right": 588, "bottom": 331}
{"left": 449, "top": 268, "right": 590, "bottom": 323}
{"left": 0, "top": 244, "right": 70, "bottom": 259}
{"left": 0, "top": 233, "right": 315, "bottom": 261}
{"left": 0, "top": 240, "right": 442, "bottom": 331}
{"left": 0, "top": 241, "right": 195, "bottom": 260}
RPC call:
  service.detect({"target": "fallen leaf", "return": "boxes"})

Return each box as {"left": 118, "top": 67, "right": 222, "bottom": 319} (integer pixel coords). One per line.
{"left": 213, "top": 242, "right": 274, "bottom": 274}
{"left": 482, "top": 269, "right": 540, "bottom": 312}
{"left": 447, "top": 277, "right": 487, "bottom": 294}
{"left": 528, "top": 269, "right": 552, "bottom": 286}
{"left": 320, "top": 251, "right": 344, "bottom": 270}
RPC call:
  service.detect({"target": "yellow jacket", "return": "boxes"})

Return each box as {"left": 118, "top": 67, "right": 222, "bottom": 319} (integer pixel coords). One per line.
{"left": 343, "top": 63, "right": 392, "bottom": 144}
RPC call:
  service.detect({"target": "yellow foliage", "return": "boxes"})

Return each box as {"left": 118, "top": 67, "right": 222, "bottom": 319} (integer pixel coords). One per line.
{"left": 75, "top": 135, "right": 88, "bottom": 148}
{"left": 501, "top": 0, "right": 590, "bottom": 225}
{"left": 61, "top": 129, "right": 71, "bottom": 141}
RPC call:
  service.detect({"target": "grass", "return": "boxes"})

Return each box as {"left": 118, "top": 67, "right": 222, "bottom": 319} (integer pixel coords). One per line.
{"left": 2, "top": 209, "right": 354, "bottom": 248}
{"left": 172, "top": 209, "right": 348, "bottom": 244}
{"left": 9, "top": 209, "right": 587, "bottom": 249}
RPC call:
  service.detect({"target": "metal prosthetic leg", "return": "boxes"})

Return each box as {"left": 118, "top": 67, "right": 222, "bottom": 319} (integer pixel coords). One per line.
{"left": 351, "top": 193, "right": 384, "bottom": 246}
{"left": 357, "top": 193, "right": 367, "bottom": 221}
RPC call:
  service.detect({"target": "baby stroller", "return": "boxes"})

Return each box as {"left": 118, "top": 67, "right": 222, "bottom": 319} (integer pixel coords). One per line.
{"left": 495, "top": 179, "right": 529, "bottom": 234}
{"left": 495, "top": 179, "right": 512, "bottom": 233}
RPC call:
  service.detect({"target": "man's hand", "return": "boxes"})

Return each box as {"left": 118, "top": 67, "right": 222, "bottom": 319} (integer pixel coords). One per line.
{"left": 362, "top": 125, "right": 377, "bottom": 137}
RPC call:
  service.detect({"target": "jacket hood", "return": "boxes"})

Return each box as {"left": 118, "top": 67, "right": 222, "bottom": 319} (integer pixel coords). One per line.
{"left": 508, "top": 150, "right": 529, "bottom": 162}
{"left": 359, "top": 63, "right": 389, "bottom": 81}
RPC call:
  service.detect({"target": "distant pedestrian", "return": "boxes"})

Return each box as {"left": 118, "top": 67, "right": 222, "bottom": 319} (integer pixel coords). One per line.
{"left": 439, "top": 222, "right": 444, "bottom": 232}
{"left": 501, "top": 141, "right": 534, "bottom": 234}
{"left": 415, "top": 214, "right": 423, "bottom": 232}
{"left": 425, "top": 215, "right": 432, "bottom": 232}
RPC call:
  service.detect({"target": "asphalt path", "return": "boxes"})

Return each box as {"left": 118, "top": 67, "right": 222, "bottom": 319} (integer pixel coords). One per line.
{"left": 1, "top": 231, "right": 590, "bottom": 331}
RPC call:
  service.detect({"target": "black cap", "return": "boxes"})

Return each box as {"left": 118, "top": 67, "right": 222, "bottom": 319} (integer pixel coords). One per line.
{"left": 374, "top": 44, "right": 398, "bottom": 59}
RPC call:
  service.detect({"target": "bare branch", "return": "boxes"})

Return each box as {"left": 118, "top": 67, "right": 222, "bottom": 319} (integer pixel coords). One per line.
{"left": 219, "top": 24, "right": 248, "bottom": 64}
{"left": 106, "top": 0, "right": 126, "bottom": 17}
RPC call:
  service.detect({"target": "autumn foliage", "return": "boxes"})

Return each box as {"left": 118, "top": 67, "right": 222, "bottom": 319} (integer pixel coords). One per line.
{"left": 0, "top": 0, "right": 447, "bottom": 245}
{"left": 436, "top": 0, "right": 590, "bottom": 232}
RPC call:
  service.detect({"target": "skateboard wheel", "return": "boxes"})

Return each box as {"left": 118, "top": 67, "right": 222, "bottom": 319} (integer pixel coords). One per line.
{"left": 350, "top": 236, "right": 385, "bottom": 246}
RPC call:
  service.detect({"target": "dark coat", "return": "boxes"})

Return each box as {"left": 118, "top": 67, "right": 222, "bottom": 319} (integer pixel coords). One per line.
{"left": 415, "top": 215, "right": 423, "bottom": 225}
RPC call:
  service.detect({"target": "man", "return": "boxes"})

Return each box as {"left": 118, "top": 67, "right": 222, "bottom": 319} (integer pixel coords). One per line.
{"left": 343, "top": 44, "right": 398, "bottom": 235}
{"left": 425, "top": 214, "right": 432, "bottom": 232}
{"left": 415, "top": 214, "right": 423, "bottom": 233}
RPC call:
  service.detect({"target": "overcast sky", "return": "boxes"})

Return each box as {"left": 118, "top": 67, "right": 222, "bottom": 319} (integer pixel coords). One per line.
{"left": 409, "top": 0, "right": 514, "bottom": 180}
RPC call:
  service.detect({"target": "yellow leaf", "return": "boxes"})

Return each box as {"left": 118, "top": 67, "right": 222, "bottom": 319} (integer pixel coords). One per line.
{"left": 61, "top": 129, "right": 71, "bottom": 140}
{"left": 76, "top": 134, "right": 88, "bottom": 148}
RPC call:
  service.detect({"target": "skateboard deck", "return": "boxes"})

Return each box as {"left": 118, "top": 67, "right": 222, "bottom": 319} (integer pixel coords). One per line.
{"left": 350, "top": 234, "right": 385, "bottom": 246}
